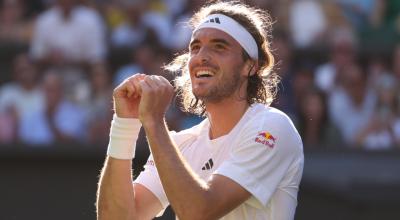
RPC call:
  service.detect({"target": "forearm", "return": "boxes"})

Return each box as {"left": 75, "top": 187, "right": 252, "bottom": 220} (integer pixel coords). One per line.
{"left": 97, "top": 157, "right": 136, "bottom": 220}
{"left": 97, "top": 115, "right": 141, "bottom": 219}
{"left": 143, "top": 120, "right": 211, "bottom": 219}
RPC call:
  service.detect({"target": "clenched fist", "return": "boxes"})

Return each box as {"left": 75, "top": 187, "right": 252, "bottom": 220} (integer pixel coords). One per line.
{"left": 138, "top": 75, "right": 174, "bottom": 125}
{"left": 112, "top": 74, "right": 174, "bottom": 123}
{"left": 112, "top": 74, "right": 146, "bottom": 118}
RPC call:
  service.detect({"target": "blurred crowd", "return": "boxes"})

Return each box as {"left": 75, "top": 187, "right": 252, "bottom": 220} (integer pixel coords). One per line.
{"left": 0, "top": 0, "right": 399, "bottom": 150}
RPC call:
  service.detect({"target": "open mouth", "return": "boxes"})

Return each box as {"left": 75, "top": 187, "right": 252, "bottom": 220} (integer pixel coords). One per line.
{"left": 195, "top": 70, "right": 215, "bottom": 78}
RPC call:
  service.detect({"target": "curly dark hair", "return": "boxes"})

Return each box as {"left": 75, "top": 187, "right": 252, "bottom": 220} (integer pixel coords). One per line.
{"left": 165, "top": 0, "right": 279, "bottom": 115}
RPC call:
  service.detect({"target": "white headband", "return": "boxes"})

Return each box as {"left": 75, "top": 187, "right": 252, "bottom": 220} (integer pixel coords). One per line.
{"left": 193, "top": 13, "right": 258, "bottom": 60}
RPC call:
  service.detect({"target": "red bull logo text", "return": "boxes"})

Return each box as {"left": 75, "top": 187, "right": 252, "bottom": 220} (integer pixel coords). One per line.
{"left": 255, "top": 131, "right": 276, "bottom": 148}
{"left": 146, "top": 160, "right": 155, "bottom": 166}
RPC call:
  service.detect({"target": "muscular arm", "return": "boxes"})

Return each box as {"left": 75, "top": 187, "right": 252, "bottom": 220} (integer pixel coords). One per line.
{"left": 97, "top": 74, "right": 252, "bottom": 220}
{"left": 143, "top": 120, "right": 251, "bottom": 220}
{"left": 138, "top": 76, "right": 251, "bottom": 220}
{"left": 97, "top": 157, "right": 162, "bottom": 220}
{"left": 97, "top": 74, "right": 163, "bottom": 220}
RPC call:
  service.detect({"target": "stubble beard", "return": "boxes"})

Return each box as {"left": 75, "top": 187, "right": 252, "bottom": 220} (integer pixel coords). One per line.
{"left": 194, "top": 70, "right": 242, "bottom": 104}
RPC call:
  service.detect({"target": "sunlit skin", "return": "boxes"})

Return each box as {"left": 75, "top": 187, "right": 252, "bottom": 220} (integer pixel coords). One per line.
{"left": 98, "top": 27, "right": 261, "bottom": 220}
{"left": 188, "top": 28, "right": 254, "bottom": 104}
{"left": 188, "top": 28, "right": 258, "bottom": 139}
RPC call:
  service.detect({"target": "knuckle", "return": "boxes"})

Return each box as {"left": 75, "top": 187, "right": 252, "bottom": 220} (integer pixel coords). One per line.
{"left": 113, "top": 84, "right": 123, "bottom": 94}
{"left": 150, "top": 88, "right": 157, "bottom": 94}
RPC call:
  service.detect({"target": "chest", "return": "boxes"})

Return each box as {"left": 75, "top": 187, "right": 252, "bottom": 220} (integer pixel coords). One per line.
{"left": 180, "top": 135, "right": 232, "bottom": 180}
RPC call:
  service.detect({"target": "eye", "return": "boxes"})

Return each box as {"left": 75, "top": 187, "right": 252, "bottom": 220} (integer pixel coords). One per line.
{"left": 190, "top": 44, "right": 200, "bottom": 53}
{"left": 214, "top": 43, "right": 226, "bottom": 50}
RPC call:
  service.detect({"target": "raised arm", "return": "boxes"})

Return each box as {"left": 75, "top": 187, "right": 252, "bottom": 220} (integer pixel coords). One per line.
{"left": 137, "top": 75, "right": 252, "bottom": 220}
{"left": 97, "top": 157, "right": 162, "bottom": 220}
{"left": 96, "top": 74, "right": 162, "bottom": 220}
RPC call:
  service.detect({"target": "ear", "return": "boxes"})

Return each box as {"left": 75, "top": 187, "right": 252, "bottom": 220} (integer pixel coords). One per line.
{"left": 242, "top": 60, "right": 258, "bottom": 77}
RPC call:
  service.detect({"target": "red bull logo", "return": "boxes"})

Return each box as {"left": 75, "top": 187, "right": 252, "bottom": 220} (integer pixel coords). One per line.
{"left": 255, "top": 131, "right": 276, "bottom": 148}
{"left": 146, "top": 160, "right": 155, "bottom": 166}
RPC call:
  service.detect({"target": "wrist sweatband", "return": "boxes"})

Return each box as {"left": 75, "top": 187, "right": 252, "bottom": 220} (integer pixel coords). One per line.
{"left": 107, "top": 115, "right": 141, "bottom": 160}
{"left": 193, "top": 13, "right": 259, "bottom": 60}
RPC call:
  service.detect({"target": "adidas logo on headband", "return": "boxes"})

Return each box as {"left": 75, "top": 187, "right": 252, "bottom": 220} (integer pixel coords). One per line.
{"left": 194, "top": 13, "right": 259, "bottom": 60}
{"left": 205, "top": 17, "right": 221, "bottom": 24}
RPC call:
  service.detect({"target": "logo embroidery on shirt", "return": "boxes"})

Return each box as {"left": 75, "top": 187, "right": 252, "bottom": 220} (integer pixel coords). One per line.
{"left": 255, "top": 131, "right": 277, "bottom": 148}
{"left": 201, "top": 158, "right": 214, "bottom": 170}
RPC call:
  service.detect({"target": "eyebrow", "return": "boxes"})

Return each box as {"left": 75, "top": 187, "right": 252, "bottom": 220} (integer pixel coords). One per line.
{"left": 189, "top": 38, "right": 232, "bottom": 48}
{"left": 210, "top": 38, "right": 231, "bottom": 46}
{"left": 189, "top": 39, "right": 200, "bottom": 48}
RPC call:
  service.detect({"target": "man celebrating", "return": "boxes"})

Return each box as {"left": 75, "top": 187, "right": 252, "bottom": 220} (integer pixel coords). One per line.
{"left": 97, "top": 1, "right": 303, "bottom": 220}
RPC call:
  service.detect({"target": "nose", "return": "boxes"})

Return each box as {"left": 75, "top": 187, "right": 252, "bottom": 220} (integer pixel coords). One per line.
{"left": 192, "top": 46, "right": 211, "bottom": 65}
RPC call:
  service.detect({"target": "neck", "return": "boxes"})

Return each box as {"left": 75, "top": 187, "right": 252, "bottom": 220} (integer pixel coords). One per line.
{"left": 205, "top": 98, "right": 249, "bottom": 139}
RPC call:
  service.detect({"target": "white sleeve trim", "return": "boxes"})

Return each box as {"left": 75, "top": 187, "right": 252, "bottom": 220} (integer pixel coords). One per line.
{"left": 214, "top": 161, "right": 273, "bottom": 207}
{"left": 134, "top": 183, "right": 168, "bottom": 217}
{"left": 134, "top": 167, "right": 169, "bottom": 209}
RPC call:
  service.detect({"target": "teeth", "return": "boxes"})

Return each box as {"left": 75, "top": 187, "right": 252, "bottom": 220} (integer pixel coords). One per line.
{"left": 196, "top": 71, "right": 214, "bottom": 78}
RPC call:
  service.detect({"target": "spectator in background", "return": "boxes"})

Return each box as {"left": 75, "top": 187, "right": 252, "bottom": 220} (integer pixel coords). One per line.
{"left": 271, "top": 29, "right": 297, "bottom": 119}
{"left": 30, "top": 0, "right": 106, "bottom": 68}
{"left": 113, "top": 43, "right": 168, "bottom": 86}
{"left": 250, "top": 0, "right": 291, "bottom": 33}
{"left": 358, "top": 0, "right": 400, "bottom": 55}
{"left": 328, "top": 64, "right": 376, "bottom": 146}
{"left": 321, "top": 1, "right": 352, "bottom": 29}
{"left": 162, "top": 0, "right": 188, "bottom": 18}
{"left": 18, "top": 70, "right": 87, "bottom": 146}
{"left": 335, "top": 0, "right": 376, "bottom": 30}
{"left": 50, "top": 65, "right": 91, "bottom": 105}
{"left": 166, "top": 0, "right": 203, "bottom": 51}
{"left": 367, "top": 56, "right": 390, "bottom": 88}
{"left": 0, "top": 105, "right": 17, "bottom": 144}
{"left": 391, "top": 44, "right": 400, "bottom": 79}
{"left": 370, "top": 0, "right": 400, "bottom": 29}
{"left": 111, "top": 0, "right": 172, "bottom": 49}
{"left": 0, "top": 53, "right": 44, "bottom": 144}
{"left": 0, "top": 0, "right": 33, "bottom": 45}
{"left": 298, "top": 87, "right": 342, "bottom": 148}
{"left": 289, "top": 0, "right": 327, "bottom": 49}
{"left": 97, "top": 0, "right": 126, "bottom": 30}
{"left": 355, "top": 74, "right": 400, "bottom": 149}
{"left": 314, "top": 27, "right": 358, "bottom": 94}
{"left": 86, "top": 62, "right": 113, "bottom": 146}
{"left": 291, "top": 64, "right": 315, "bottom": 124}
{"left": 110, "top": 1, "right": 148, "bottom": 49}
{"left": 30, "top": 0, "right": 107, "bottom": 105}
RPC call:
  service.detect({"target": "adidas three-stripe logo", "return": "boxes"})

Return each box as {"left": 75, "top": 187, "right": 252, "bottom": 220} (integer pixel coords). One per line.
{"left": 202, "top": 158, "right": 214, "bottom": 170}
{"left": 205, "top": 17, "right": 220, "bottom": 24}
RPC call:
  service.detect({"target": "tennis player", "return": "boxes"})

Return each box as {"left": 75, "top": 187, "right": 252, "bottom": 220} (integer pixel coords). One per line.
{"left": 97, "top": 1, "right": 303, "bottom": 219}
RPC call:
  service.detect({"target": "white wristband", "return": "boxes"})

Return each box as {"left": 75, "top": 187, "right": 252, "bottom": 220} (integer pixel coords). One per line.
{"left": 107, "top": 115, "right": 141, "bottom": 160}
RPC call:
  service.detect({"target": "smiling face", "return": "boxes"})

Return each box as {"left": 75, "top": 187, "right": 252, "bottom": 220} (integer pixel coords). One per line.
{"left": 188, "top": 28, "right": 251, "bottom": 104}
